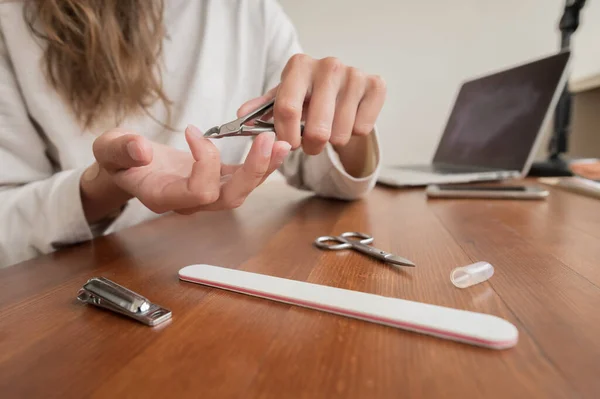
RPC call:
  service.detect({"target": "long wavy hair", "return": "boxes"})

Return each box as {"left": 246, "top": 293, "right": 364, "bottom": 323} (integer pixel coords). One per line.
{"left": 23, "top": 0, "right": 172, "bottom": 129}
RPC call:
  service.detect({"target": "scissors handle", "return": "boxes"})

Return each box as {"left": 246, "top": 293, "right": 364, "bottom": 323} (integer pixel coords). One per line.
{"left": 314, "top": 232, "right": 373, "bottom": 250}
{"left": 314, "top": 236, "right": 353, "bottom": 250}
{"left": 241, "top": 99, "right": 276, "bottom": 125}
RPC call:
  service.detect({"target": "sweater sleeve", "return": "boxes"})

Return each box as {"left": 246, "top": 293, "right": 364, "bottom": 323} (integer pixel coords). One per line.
{"left": 261, "top": 0, "right": 381, "bottom": 200}
{"left": 0, "top": 29, "right": 97, "bottom": 268}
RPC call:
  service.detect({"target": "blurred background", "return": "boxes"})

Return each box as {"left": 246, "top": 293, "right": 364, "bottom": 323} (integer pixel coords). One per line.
{"left": 278, "top": 0, "right": 600, "bottom": 167}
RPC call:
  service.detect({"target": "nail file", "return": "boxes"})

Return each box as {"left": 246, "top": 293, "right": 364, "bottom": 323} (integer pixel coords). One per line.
{"left": 178, "top": 264, "right": 518, "bottom": 350}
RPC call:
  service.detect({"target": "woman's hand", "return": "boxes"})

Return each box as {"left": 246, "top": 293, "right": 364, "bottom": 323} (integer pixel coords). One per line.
{"left": 238, "top": 54, "right": 386, "bottom": 176}
{"left": 80, "top": 126, "right": 290, "bottom": 224}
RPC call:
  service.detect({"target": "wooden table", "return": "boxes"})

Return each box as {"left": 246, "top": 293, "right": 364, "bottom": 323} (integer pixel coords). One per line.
{"left": 1, "top": 181, "right": 599, "bottom": 398}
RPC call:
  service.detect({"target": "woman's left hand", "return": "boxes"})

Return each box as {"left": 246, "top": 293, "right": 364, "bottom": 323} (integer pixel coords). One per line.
{"left": 237, "top": 54, "right": 386, "bottom": 156}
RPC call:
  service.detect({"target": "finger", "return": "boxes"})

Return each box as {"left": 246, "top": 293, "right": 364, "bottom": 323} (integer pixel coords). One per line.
{"left": 174, "top": 136, "right": 288, "bottom": 215}
{"left": 174, "top": 172, "right": 236, "bottom": 215}
{"left": 330, "top": 67, "right": 367, "bottom": 147}
{"left": 185, "top": 125, "right": 222, "bottom": 196}
{"left": 274, "top": 54, "right": 313, "bottom": 149}
{"left": 220, "top": 140, "right": 288, "bottom": 187}
{"left": 93, "top": 130, "right": 152, "bottom": 171}
{"left": 220, "top": 164, "right": 242, "bottom": 176}
{"left": 212, "top": 131, "right": 275, "bottom": 209}
{"left": 302, "top": 57, "right": 343, "bottom": 155}
{"left": 219, "top": 165, "right": 239, "bottom": 188}
{"left": 258, "top": 140, "right": 292, "bottom": 185}
{"left": 151, "top": 125, "right": 222, "bottom": 212}
{"left": 353, "top": 75, "right": 387, "bottom": 136}
{"left": 237, "top": 86, "right": 278, "bottom": 119}
{"left": 271, "top": 141, "right": 292, "bottom": 169}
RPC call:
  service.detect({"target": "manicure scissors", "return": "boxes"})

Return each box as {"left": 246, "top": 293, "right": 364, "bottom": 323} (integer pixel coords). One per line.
{"left": 204, "top": 99, "right": 304, "bottom": 139}
{"left": 314, "top": 232, "right": 416, "bottom": 267}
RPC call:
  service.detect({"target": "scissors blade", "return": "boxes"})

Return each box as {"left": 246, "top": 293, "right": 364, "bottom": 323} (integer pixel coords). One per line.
{"left": 384, "top": 254, "right": 416, "bottom": 267}
{"left": 346, "top": 240, "right": 416, "bottom": 267}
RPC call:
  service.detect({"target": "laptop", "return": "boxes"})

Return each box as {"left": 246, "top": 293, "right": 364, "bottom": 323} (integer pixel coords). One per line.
{"left": 377, "top": 51, "right": 571, "bottom": 187}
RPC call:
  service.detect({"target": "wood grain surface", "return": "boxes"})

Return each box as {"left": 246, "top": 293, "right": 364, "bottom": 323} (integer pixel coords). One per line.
{"left": 0, "top": 181, "right": 599, "bottom": 399}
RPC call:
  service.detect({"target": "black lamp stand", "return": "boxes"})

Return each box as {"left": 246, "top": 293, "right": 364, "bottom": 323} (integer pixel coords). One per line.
{"left": 529, "top": 0, "right": 586, "bottom": 177}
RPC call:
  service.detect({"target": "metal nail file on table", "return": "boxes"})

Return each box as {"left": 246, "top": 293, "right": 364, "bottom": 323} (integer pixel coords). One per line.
{"left": 314, "top": 232, "right": 416, "bottom": 267}
{"left": 204, "top": 98, "right": 304, "bottom": 138}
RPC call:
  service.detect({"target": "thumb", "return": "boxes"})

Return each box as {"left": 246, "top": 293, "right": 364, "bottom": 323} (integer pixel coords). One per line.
{"left": 237, "top": 85, "right": 278, "bottom": 118}
{"left": 93, "top": 129, "right": 153, "bottom": 171}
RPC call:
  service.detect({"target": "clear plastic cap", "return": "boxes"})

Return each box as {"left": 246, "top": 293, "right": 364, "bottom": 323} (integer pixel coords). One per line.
{"left": 450, "top": 261, "right": 494, "bottom": 288}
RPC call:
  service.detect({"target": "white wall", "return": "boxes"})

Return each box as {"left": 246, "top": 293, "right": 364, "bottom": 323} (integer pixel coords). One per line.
{"left": 278, "top": 0, "right": 600, "bottom": 166}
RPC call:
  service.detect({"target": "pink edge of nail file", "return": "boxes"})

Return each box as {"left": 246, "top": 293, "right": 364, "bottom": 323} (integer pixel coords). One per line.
{"left": 178, "top": 264, "right": 518, "bottom": 350}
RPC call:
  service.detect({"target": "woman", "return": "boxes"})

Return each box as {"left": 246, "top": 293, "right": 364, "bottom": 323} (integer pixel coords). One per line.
{"left": 0, "top": 0, "right": 386, "bottom": 267}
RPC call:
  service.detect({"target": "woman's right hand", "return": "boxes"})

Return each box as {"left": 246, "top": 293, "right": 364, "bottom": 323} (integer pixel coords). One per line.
{"left": 80, "top": 125, "right": 291, "bottom": 224}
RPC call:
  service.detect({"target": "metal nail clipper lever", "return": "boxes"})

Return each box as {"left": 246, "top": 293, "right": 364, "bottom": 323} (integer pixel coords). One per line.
{"left": 77, "top": 277, "right": 172, "bottom": 326}
{"left": 204, "top": 98, "right": 305, "bottom": 138}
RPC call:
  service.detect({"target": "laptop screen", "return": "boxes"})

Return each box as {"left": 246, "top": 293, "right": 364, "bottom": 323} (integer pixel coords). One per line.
{"left": 432, "top": 51, "right": 570, "bottom": 171}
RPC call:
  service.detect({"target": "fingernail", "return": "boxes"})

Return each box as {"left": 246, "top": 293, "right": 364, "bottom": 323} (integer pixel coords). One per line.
{"left": 187, "top": 124, "right": 204, "bottom": 139}
{"left": 278, "top": 142, "right": 292, "bottom": 161}
{"left": 82, "top": 162, "right": 100, "bottom": 181}
{"left": 260, "top": 132, "right": 275, "bottom": 157}
{"left": 280, "top": 142, "right": 292, "bottom": 153}
{"left": 220, "top": 174, "right": 233, "bottom": 184}
{"left": 127, "top": 141, "right": 144, "bottom": 161}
